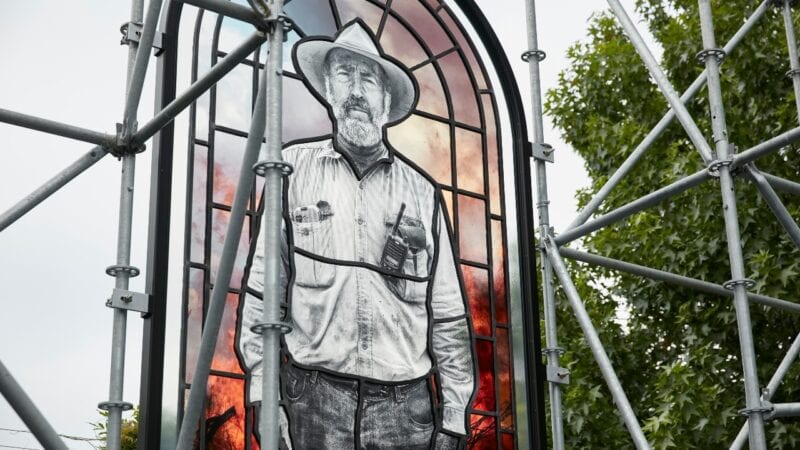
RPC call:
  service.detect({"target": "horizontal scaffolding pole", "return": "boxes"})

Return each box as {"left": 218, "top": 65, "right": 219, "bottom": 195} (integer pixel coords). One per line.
{"left": 0, "top": 108, "right": 114, "bottom": 147}
{"left": 177, "top": 0, "right": 263, "bottom": 27}
{"left": 746, "top": 165, "right": 800, "bottom": 248}
{"left": 565, "top": 0, "right": 771, "bottom": 231}
{"left": 545, "top": 239, "right": 652, "bottom": 449}
{"left": 731, "top": 332, "right": 800, "bottom": 449}
{"left": 135, "top": 30, "right": 265, "bottom": 141}
{"left": 559, "top": 247, "right": 800, "bottom": 314}
{"left": 762, "top": 172, "right": 800, "bottom": 196}
{"left": 766, "top": 403, "right": 800, "bottom": 420}
{"left": 733, "top": 125, "right": 800, "bottom": 168}
{"left": 607, "top": 0, "right": 715, "bottom": 164}
{"left": 555, "top": 170, "right": 710, "bottom": 246}
{"left": 0, "top": 146, "right": 108, "bottom": 232}
{"left": 0, "top": 359, "right": 68, "bottom": 450}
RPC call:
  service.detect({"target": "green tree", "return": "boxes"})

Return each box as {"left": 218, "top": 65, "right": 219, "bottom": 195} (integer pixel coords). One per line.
{"left": 91, "top": 408, "right": 139, "bottom": 450}
{"left": 544, "top": 0, "right": 800, "bottom": 448}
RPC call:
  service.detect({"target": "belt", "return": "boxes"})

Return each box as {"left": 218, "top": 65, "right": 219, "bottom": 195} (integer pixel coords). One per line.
{"left": 289, "top": 364, "right": 428, "bottom": 402}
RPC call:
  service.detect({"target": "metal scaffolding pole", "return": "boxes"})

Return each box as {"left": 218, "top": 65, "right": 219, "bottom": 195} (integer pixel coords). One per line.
{"left": 698, "top": 1, "right": 767, "bottom": 448}
{"left": 555, "top": 170, "right": 710, "bottom": 246}
{"left": 0, "top": 359, "right": 68, "bottom": 450}
{"left": 178, "top": 0, "right": 263, "bottom": 27}
{"left": 258, "top": 1, "right": 289, "bottom": 447}
{"left": 0, "top": 108, "right": 114, "bottom": 147}
{"left": 123, "top": 0, "right": 165, "bottom": 130}
{"left": 0, "top": 146, "right": 109, "bottom": 232}
{"left": 731, "top": 332, "right": 800, "bottom": 449}
{"left": 762, "top": 171, "right": 800, "bottom": 196}
{"left": 732, "top": 124, "right": 800, "bottom": 168}
{"left": 175, "top": 30, "right": 269, "bottom": 450}
{"left": 781, "top": 0, "right": 800, "bottom": 119}
{"left": 746, "top": 164, "right": 800, "bottom": 248}
{"left": 559, "top": 247, "right": 800, "bottom": 314}
{"left": 606, "top": 0, "right": 715, "bottom": 164}
{"left": 565, "top": 0, "right": 771, "bottom": 231}
{"left": 100, "top": 0, "right": 145, "bottom": 447}
{"left": 544, "top": 238, "right": 651, "bottom": 449}
{"left": 523, "top": 0, "right": 564, "bottom": 447}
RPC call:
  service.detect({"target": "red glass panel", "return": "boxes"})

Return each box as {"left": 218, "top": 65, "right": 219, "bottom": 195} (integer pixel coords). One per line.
{"left": 501, "top": 432, "right": 515, "bottom": 449}
{"left": 482, "top": 94, "right": 502, "bottom": 215}
{"left": 473, "top": 339, "right": 496, "bottom": 411}
{"left": 210, "top": 208, "right": 251, "bottom": 290}
{"left": 380, "top": 15, "right": 428, "bottom": 68}
{"left": 469, "top": 414, "right": 497, "bottom": 450}
{"left": 439, "top": 52, "right": 480, "bottom": 127}
{"left": 212, "top": 291, "right": 244, "bottom": 374}
{"left": 455, "top": 127, "right": 484, "bottom": 194}
{"left": 185, "top": 269, "right": 205, "bottom": 384}
{"left": 336, "top": 0, "right": 384, "bottom": 33}
{"left": 497, "top": 328, "right": 514, "bottom": 430}
{"left": 387, "top": 114, "right": 451, "bottom": 185}
{"left": 213, "top": 132, "right": 247, "bottom": 206}
{"left": 215, "top": 63, "right": 254, "bottom": 132}
{"left": 391, "top": 1, "right": 452, "bottom": 55}
{"left": 463, "top": 265, "right": 490, "bottom": 337}
{"left": 492, "top": 220, "right": 508, "bottom": 324}
{"left": 443, "top": 189, "right": 455, "bottom": 228}
{"left": 191, "top": 146, "right": 208, "bottom": 263}
{"left": 282, "top": 76, "right": 332, "bottom": 144}
{"left": 438, "top": 9, "right": 487, "bottom": 90}
{"left": 457, "top": 195, "right": 487, "bottom": 264}
{"left": 206, "top": 376, "right": 247, "bottom": 449}
{"left": 412, "top": 62, "right": 449, "bottom": 119}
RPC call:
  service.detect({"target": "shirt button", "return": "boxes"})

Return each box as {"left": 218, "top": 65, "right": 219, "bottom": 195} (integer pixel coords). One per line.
{"left": 359, "top": 184, "right": 365, "bottom": 190}
{"left": 359, "top": 257, "right": 364, "bottom": 262}
{"left": 361, "top": 343, "right": 368, "bottom": 350}
{"left": 357, "top": 218, "right": 365, "bottom": 225}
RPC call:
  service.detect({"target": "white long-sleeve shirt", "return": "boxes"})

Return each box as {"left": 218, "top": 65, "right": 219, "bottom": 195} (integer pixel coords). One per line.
{"left": 239, "top": 138, "right": 474, "bottom": 434}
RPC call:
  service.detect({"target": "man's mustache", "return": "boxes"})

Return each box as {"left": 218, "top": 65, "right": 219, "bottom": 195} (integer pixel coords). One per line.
{"left": 341, "top": 97, "right": 372, "bottom": 119}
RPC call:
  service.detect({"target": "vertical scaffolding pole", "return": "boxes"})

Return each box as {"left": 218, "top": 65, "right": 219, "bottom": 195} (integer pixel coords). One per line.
{"left": 522, "top": 1, "right": 564, "bottom": 448}
{"left": 781, "top": 0, "right": 800, "bottom": 120}
{"left": 101, "top": 1, "right": 145, "bottom": 448}
{"left": 258, "top": 1, "right": 288, "bottom": 447}
{"left": 697, "top": 1, "right": 767, "bottom": 448}
{"left": 175, "top": 30, "right": 270, "bottom": 450}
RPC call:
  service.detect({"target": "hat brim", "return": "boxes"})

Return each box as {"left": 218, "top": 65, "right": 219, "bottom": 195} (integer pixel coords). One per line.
{"left": 293, "top": 39, "right": 417, "bottom": 124}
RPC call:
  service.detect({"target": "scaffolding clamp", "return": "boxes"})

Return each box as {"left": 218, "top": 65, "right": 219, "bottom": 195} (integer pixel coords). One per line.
{"left": 253, "top": 160, "right": 294, "bottom": 177}
{"left": 738, "top": 404, "right": 773, "bottom": 417}
{"left": 546, "top": 365, "right": 570, "bottom": 385}
{"left": 528, "top": 142, "right": 555, "bottom": 163}
{"left": 722, "top": 278, "right": 756, "bottom": 291}
{"left": 251, "top": 321, "right": 293, "bottom": 335}
{"left": 786, "top": 69, "right": 800, "bottom": 80}
{"left": 521, "top": 49, "right": 547, "bottom": 62}
{"left": 107, "top": 288, "right": 150, "bottom": 314}
{"left": 120, "top": 22, "right": 165, "bottom": 56}
{"left": 111, "top": 123, "right": 146, "bottom": 158}
{"left": 696, "top": 48, "right": 726, "bottom": 65}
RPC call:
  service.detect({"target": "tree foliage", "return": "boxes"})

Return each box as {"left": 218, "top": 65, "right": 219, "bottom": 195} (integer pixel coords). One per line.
{"left": 544, "top": 0, "right": 800, "bottom": 447}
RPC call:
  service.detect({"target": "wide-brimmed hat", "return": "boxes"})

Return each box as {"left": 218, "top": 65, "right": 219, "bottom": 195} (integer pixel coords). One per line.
{"left": 293, "top": 21, "right": 417, "bottom": 123}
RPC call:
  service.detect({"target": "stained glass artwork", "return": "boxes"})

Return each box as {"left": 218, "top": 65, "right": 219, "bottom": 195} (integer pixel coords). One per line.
{"left": 182, "top": 1, "right": 517, "bottom": 448}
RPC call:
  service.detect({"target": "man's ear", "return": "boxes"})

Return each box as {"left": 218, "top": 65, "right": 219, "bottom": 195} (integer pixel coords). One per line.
{"left": 383, "top": 90, "right": 392, "bottom": 116}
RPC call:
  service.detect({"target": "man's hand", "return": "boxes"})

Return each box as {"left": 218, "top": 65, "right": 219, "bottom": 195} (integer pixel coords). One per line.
{"left": 433, "top": 432, "right": 463, "bottom": 450}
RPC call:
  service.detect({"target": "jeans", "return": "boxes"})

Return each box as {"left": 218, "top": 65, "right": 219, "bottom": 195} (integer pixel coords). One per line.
{"left": 283, "top": 364, "right": 435, "bottom": 449}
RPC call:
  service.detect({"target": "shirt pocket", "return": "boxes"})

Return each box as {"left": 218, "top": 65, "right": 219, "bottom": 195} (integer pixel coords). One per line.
{"left": 292, "top": 219, "right": 335, "bottom": 288}
{"left": 383, "top": 214, "right": 429, "bottom": 302}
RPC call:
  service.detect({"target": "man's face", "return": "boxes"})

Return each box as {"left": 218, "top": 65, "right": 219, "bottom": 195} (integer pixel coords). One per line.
{"left": 325, "top": 49, "right": 391, "bottom": 149}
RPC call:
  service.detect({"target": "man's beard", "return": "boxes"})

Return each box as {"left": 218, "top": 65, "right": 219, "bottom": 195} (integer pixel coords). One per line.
{"left": 327, "top": 86, "right": 391, "bottom": 148}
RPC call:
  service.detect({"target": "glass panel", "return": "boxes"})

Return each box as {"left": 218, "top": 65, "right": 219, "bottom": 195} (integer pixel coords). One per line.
{"left": 257, "top": 30, "right": 301, "bottom": 74}
{"left": 492, "top": 220, "right": 508, "bottom": 325}
{"left": 190, "top": 145, "right": 208, "bottom": 263}
{"left": 439, "top": 52, "right": 480, "bottom": 127}
{"left": 442, "top": 189, "right": 454, "bottom": 228}
{"left": 197, "top": 11, "right": 219, "bottom": 75}
{"left": 483, "top": 94, "right": 502, "bottom": 215}
{"left": 457, "top": 195, "right": 487, "bottom": 264}
{"left": 412, "top": 62, "right": 449, "bottom": 119}
{"left": 380, "top": 15, "right": 428, "bottom": 68}
{"left": 218, "top": 16, "right": 257, "bottom": 56}
{"left": 215, "top": 63, "right": 254, "bottom": 132}
{"left": 335, "top": 0, "right": 384, "bottom": 33}
{"left": 501, "top": 433, "right": 514, "bottom": 449}
{"left": 195, "top": 92, "right": 211, "bottom": 140}
{"left": 473, "top": 340, "right": 496, "bottom": 411}
{"left": 283, "top": 76, "right": 332, "bottom": 144}
{"left": 438, "top": 9, "right": 487, "bottom": 90}
{"left": 185, "top": 269, "right": 205, "bottom": 384}
{"left": 497, "top": 328, "right": 514, "bottom": 430}
{"left": 210, "top": 208, "right": 251, "bottom": 290}
{"left": 387, "top": 114, "right": 451, "bottom": 186}
{"left": 212, "top": 291, "right": 245, "bottom": 374}
{"left": 455, "top": 127, "right": 484, "bottom": 194}
{"left": 205, "top": 375, "right": 247, "bottom": 448}
{"left": 213, "top": 132, "right": 248, "bottom": 206}
{"left": 463, "top": 265, "right": 490, "bottom": 337}
{"left": 469, "top": 414, "right": 497, "bottom": 450}
{"left": 285, "top": 0, "right": 337, "bottom": 36}
{"left": 390, "top": 1, "right": 452, "bottom": 55}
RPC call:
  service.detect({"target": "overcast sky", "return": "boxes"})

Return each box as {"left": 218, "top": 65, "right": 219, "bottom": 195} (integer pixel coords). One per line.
{"left": 0, "top": 1, "right": 648, "bottom": 448}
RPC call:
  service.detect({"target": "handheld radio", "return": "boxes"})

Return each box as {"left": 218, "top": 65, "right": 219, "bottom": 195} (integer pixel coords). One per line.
{"left": 380, "top": 203, "right": 409, "bottom": 273}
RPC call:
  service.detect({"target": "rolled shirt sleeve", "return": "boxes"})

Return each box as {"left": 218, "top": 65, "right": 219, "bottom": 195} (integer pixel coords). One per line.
{"left": 429, "top": 197, "right": 475, "bottom": 436}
